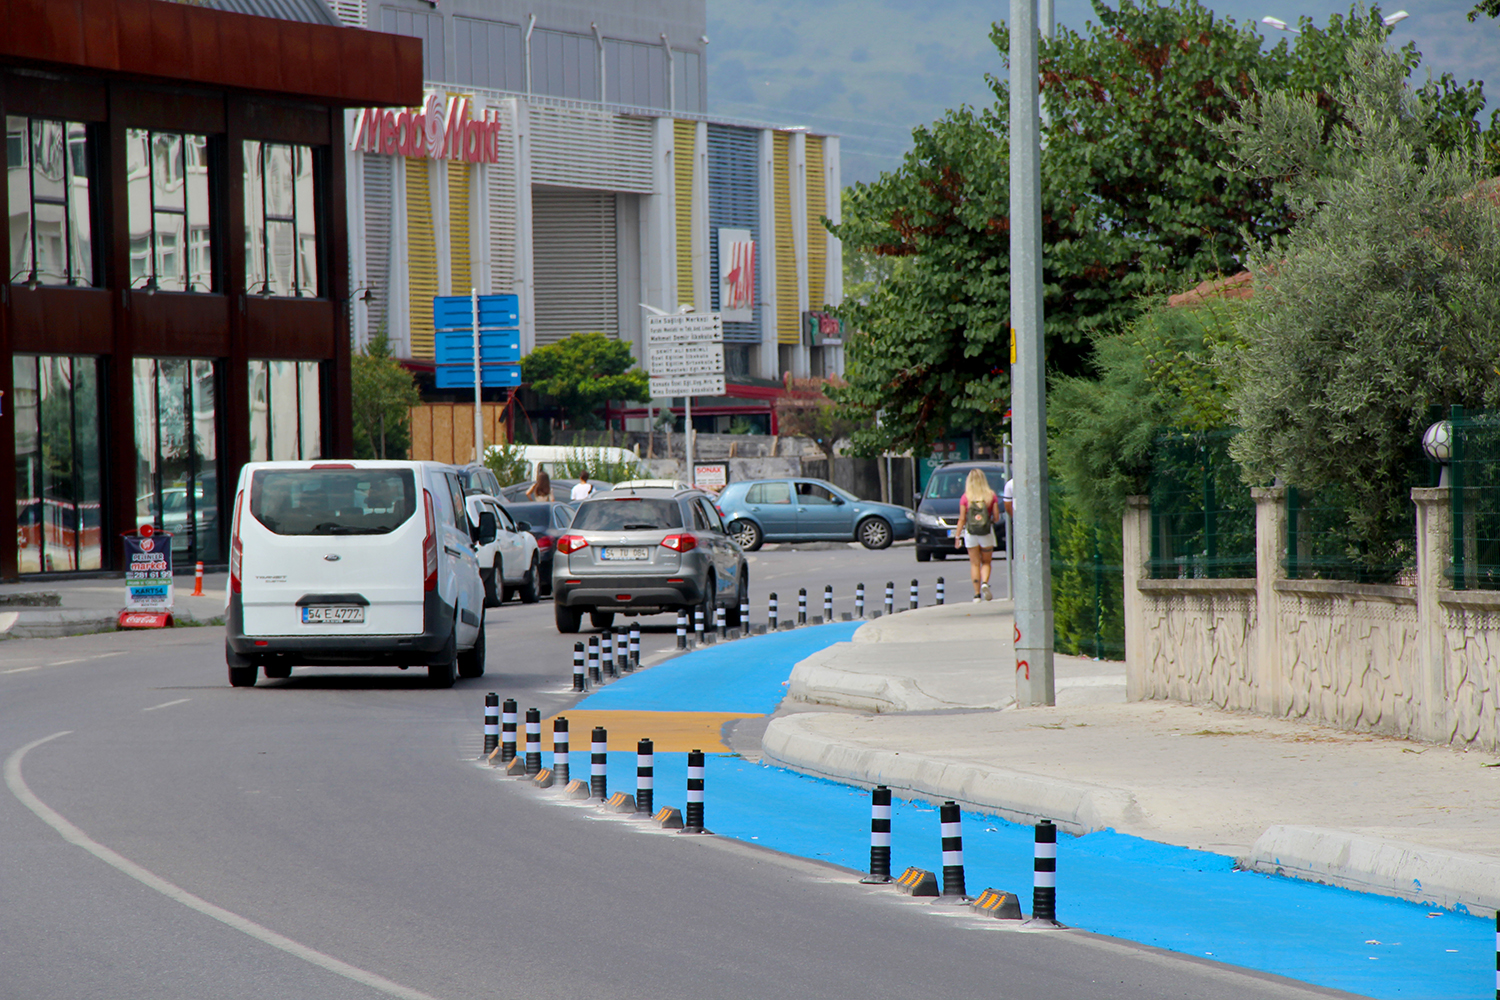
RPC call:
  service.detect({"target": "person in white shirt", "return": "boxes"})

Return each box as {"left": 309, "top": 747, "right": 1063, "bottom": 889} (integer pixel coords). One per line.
{"left": 570, "top": 472, "right": 593, "bottom": 501}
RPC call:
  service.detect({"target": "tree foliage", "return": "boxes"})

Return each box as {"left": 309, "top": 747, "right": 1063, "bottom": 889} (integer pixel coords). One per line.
{"left": 351, "top": 331, "right": 420, "bottom": 460}
{"left": 774, "top": 377, "right": 862, "bottom": 462}
{"left": 829, "top": 0, "right": 1485, "bottom": 457}
{"left": 520, "top": 332, "right": 649, "bottom": 430}
{"left": 1223, "top": 26, "right": 1500, "bottom": 571}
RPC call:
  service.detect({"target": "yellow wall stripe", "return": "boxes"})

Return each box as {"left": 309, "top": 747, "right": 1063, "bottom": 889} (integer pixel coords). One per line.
{"left": 406, "top": 159, "right": 437, "bottom": 360}
{"left": 673, "top": 119, "right": 696, "bottom": 309}
{"left": 805, "top": 135, "right": 826, "bottom": 312}
{"left": 774, "top": 132, "right": 797, "bottom": 345}
{"left": 448, "top": 160, "right": 471, "bottom": 297}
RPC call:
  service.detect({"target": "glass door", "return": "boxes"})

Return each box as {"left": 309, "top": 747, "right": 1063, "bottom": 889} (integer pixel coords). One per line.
{"left": 134, "top": 358, "right": 221, "bottom": 565}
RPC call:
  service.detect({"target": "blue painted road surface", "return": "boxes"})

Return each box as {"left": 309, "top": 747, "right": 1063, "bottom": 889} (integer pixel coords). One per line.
{"left": 563, "top": 624, "right": 1490, "bottom": 1000}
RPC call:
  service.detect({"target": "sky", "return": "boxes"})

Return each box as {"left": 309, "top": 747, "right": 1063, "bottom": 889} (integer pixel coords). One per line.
{"left": 706, "top": 0, "right": 1500, "bottom": 187}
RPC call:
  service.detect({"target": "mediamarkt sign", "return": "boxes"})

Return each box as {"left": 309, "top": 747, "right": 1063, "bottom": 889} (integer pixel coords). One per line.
{"left": 350, "top": 92, "right": 504, "bottom": 164}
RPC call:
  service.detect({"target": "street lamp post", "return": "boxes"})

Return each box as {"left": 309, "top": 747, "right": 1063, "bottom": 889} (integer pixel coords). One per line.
{"left": 1262, "top": 9, "right": 1408, "bottom": 33}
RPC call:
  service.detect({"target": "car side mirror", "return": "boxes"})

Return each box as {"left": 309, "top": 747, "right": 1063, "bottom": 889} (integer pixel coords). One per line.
{"left": 515, "top": 520, "right": 532, "bottom": 532}
{"left": 477, "top": 510, "right": 498, "bottom": 544}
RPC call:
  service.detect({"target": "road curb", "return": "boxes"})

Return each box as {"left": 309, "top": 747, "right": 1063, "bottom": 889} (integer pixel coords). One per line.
{"left": 785, "top": 642, "right": 1010, "bottom": 713}
{"left": 1243, "top": 825, "right": 1500, "bottom": 918}
{"left": 760, "top": 712, "right": 1140, "bottom": 836}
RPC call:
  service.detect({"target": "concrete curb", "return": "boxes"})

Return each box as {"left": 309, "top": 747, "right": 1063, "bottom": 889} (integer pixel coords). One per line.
{"left": 1243, "top": 825, "right": 1500, "bottom": 918}
{"left": 0, "top": 607, "right": 225, "bottom": 640}
{"left": 761, "top": 712, "right": 1141, "bottom": 836}
{"left": 785, "top": 642, "right": 1011, "bottom": 713}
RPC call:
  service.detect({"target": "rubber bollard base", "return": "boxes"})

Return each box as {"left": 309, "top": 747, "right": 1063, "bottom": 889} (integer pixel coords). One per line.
{"left": 652, "top": 807, "right": 684, "bottom": 830}
{"left": 1020, "top": 917, "right": 1067, "bottom": 930}
{"left": 564, "top": 779, "right": 591, "bottom": 800}
{"left": 504, "top": 757, "right": 528, "bottom": 777}
{"left": 604, "top": 792, "right": 636, "bottom": 813}
{"left": 894, "top": 867, "right": 939, "bottom": 897}
{"left": 532, "top": 768, "right": 554, "bottom": 789}
{"left": 971, "top": 889, "right": 1023, "bottom": 920}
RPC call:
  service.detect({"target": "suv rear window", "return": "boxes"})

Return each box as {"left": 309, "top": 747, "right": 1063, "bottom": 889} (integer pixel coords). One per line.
{"left": 571, "top": 497, "right": 683, "bottom": 531}
{"left": 250, "top": 469, "right": 416, "bottom": 535}
{"left": 925, "top": 467, "right": 1002, "bottom": 500}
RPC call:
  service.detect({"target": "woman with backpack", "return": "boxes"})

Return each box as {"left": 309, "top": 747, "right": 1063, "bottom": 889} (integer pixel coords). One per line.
{"left": 954, "top": 468, "right": 1001, "bottom": 601}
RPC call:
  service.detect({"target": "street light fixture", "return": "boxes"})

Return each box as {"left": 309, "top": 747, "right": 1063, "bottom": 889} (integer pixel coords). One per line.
{"left": 1262, "top": 9, "right": 1408, "bottom": 33}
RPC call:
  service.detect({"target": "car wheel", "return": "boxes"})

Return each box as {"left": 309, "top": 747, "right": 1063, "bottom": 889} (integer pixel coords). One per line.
{"left": 728, "top": 519, "right": 763, "bottom": 551}
{"left": 555, "top": 601, "right": 582, "bottom": 634}
{"left": 698, "top": 574, "right": 717, "bottom": 632}
{"left": 457, "top": 613, "right": 486, "bottom": 678}
{"left": 590, "top": 610, "right": 615, "bottom": 630}
{"left": 226, "top": 642, "right": 257, "bottom": 688}
{"left": 916, "top": 548, "right": 932, "bottom": 563}
{"left": 428, "top": 630, "right": 457, "bottom": 688}
{"left": 857, "top": 516, "right": 893, "bottom": 550}
{"left": 519, "top": 555, "right": 541, "bottom": 604}
{"left": 485, "top": 558, "right": 502, "bottom": 607}
{"left": 726, "top": 570, "right": 748, "bottom": 628}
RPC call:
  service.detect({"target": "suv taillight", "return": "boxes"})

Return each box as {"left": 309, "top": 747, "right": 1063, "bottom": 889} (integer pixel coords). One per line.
{"left": 422, "top": 489, "right": 438, "bottom": 591}
{"left": 556, "top": 534, "right": 588, "bottom": 555}
{"left": 660, "top": 534, "right": 697, "bottom": 552}
{"left": 228, "top": 490, "right": 244, "bottom": 593}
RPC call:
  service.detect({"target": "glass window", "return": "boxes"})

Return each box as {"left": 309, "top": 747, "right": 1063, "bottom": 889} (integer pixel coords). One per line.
{"left": 13, "top": 355, "right": 104, "bottom": 573}
{"left": 244, "top": 140, "right": 319, "bottom": 297}
{"left": 248, "top": 360, "right": 322, "bottom": 461}
{"left": 126, "top": 128, "right": 213, "bottom": 292}
{"left": 746, "top": 482, "right": 792, "bottom": 505}
{"left": 7, "top": 116, "right": 95, "bottom": 287}
{"left": 250, "top": 468, "right": 415, "bottom": 535}
{"left": 135, "top": 357, "right": 221, "bottom": 564}
{"left": 796, "top": 482, "right": 839, "bottom": 505}
{"left": 571, "top": 497, "right": 683, "bottom": 531}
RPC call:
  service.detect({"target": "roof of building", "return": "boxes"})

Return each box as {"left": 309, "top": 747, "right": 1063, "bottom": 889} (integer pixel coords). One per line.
{"left": 207, "top": 0, "right": 340, "bottom": 26}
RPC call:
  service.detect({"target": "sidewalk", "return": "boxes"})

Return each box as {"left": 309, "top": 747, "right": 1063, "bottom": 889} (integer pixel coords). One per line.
{"left": 761, "top": 599, "right": 1500, "bottom": 918}
{"left": 0, "top": 571, "right": 228, "bottom": 639}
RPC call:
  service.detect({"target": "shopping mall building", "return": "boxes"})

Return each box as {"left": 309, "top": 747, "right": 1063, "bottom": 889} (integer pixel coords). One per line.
{"left": 1, "top": 0, "right": 842, "bottom": 580}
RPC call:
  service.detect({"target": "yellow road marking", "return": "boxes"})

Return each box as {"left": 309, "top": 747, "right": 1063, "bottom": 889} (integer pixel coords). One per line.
{"left": 542, "top": 710, "right": 762, "bottom": 753}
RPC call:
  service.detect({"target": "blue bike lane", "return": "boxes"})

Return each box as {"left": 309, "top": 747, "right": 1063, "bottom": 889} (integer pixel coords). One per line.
{"left": 546, "top": 623, "right": 1489, "bottom": 1000}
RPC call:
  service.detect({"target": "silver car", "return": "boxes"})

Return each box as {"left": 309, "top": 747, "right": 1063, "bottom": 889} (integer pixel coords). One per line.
{"left": 551, "top": 486, "right": 748, "bottom": 633}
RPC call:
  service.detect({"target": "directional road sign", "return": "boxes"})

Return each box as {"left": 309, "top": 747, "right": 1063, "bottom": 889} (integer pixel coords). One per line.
{"left": 433, "top": 293, "right": 519, "bottom": 331}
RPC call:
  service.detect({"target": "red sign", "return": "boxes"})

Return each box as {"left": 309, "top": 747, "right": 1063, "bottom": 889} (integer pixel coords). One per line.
{"left": 350, "top": 91, "right": 504, "bottom": 164}
{"left": 118, "top": 611, "right": 173, "bottom": 629}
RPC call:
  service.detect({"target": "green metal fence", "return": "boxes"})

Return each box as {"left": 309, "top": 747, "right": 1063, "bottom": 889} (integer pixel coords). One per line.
{"left": 1147, "top": 429, "right": 1256, "bottom": 579}
{"left": 1284, "top": 484, "right": 1415, "bottom": 584}
{"left": 1448, "top": 406, "right": 1500, "bottom": 590}
{"left": 1050, "top": 482, "right": 1124, "bottom": 660}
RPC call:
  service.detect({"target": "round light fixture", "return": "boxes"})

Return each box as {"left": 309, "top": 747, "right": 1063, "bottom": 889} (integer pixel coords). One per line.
{"left": 1422, "top": 420, "right": 1452, "bottom": 463}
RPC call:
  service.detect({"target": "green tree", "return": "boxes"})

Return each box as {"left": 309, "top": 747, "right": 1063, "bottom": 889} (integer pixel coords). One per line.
{"left": 1223, "top": 26, "right": 1500, "bottom": 573}
{"left": 829, "top": 0, "right": 1484, "bottom": 457}
{"left": 351, "top": 331, "right": 420, "bottom": 460}
{"left": 520, "top": 331, "right": 649, "bottom": 431}
{"left": 774, "top": 380, "right": 864, "bottom": 464}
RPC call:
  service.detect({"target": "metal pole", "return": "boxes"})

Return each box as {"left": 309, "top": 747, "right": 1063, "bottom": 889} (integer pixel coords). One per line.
{"left": 472, "top": 288, "right": 483, "bottom": 465}
{"left": 685, "top": 395, "right": 694, "bottom": 485}
{"left": 1010, "top": 0, "right": 1055, "bottom": 707}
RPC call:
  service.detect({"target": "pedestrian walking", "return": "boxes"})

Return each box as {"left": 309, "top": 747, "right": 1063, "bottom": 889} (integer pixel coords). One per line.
{"left": 524, "top": 468, "right": 553, "bottom": 502}
{"left": 570, "top": 471, "right": 594, "bottom": 501}
{"left": 955, "top": 468, "right": 1001, "bottom": 602}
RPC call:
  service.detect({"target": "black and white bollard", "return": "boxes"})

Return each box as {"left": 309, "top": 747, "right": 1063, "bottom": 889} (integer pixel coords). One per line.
{"left": 739, "top": 594, "right": 749, "bottom": 633}
{"left": 587, "top": 636, "right": 601, "bottom": 686}
{"left": 524, "top": 708, "right": 542, "bottom": 777}
{"left": 591, "top": 727, "right": 608, "bottom": 801}
{"left": 501, "top": 698, "right": 518, "bottom": 763}
{"left": 768, "top": 592, "right": 779, "bottom": 631}
{"left": 552, "top": 717, "right": 569, "bottom": 786}
{"left": 797, "top": 588, "right": 807, "bottom": 626}
{"left": 936, "top": 576, "right": 945, "bottom": 606}
{"left": 859, "top": 785, "right": 893, "bottom": 883}
{"left": 939, "top": 801, "right": 968, "bottom": 900}
{"left": 910, "top": 578, "right": 920, "bottom": 611}
{"left": 615, "top": 630, "right": 629, "bottom": 674}
{"left": 676, "top": 610, "right": 688, "bottom": 649}
{"left": 483, "top": 692, "right": 499, "bottom": 755}
{"left": 1032, "top": 820, "right": 1059, "bottom": 924}
{"left": 684, "top": 749, "right": 706, "bottom": 833}
{"left": 855, "top": 582, "right": 865, "bottom": 618}
{"left": 694, "top": 607, "right": 705, "bottom": 644}
{"left": 823, "top": 585, "right": 834, "bottom": 621}
{"left": 628, "top": 624, "right": 641, "bottom": 671}
{"left": 601, "top": 630, "right": 616, "bottom": 679}
{"left": 884, "top": 581, "right": 895, "bottom": 617}
{"left": 716, "top": 604, "right": 726, "bottom": 639}
{"left": 572, "top": 642, "right": 586, "bottom": 691}
{"left": 635, "top": 739, "right": 654, "bottom": 816}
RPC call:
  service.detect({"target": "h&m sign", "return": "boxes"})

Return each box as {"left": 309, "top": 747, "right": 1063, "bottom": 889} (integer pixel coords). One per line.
{"left": 350, "top": 92, "right": 504, "bottom": 164}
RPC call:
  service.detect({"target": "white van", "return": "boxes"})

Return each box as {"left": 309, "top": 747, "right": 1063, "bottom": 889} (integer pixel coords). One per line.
{"left": 225, "top": 460, "right": 487, "bottom": 688}
{"left": 490, "top": 444, "right": 646, "bottom": 481}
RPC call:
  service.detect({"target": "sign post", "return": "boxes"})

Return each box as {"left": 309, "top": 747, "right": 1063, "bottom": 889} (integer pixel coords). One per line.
{"left": 120, "top": 525, "right": 173, "bottom": 628}
{"left": 647, "top": 313, "right": 724, "bottom": 488}
{"left": 434, "top": 293, "right": 522, "bottom": 462}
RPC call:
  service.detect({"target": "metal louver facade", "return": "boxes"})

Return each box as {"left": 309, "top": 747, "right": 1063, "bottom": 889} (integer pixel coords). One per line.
{"left": 773, "top": 132, "right": 798, "bottom": 346}
{"left": 673, "top": 119, "right": 696, "bottom": 308}
{"left": 531, "top": 187, "right": 618, "bottom": 347}
{"left": 486, "top": 100, "right": 519, "bottom": 296}
{"left": 361, "top": 154, "right": 392, "bottom": 342}
{"left": 447, "top": 160, "right": 472, "bottom": 294}
{"left": 707, "top": 124, "right": 760, "bottom": 345}
{"left": 405, "top": 159, "right": 438, "bottom": 359}
{"left": 529, "top": 104, "right": 653, "bottom": 194}
{"left": 805, "top": 136, "right": 827, "bottom": 312}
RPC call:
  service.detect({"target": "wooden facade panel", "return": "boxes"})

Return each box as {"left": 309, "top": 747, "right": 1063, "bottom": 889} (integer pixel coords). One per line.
{"left": 127, "top": 293, "right": 233, "bottom": 357}
{"left": 146, "top": 1, "right": 192, "bottom": 84}
{"left": 1, "top": 70, "right": 108, "bottom": 120}
{"left": 244, "top": 298, "right": 337, "bottom": 359}
{"left": 8, "top": 288, "right": 114, "bottom": 356}
{"left": 240, "top": 99, "right": 330, "bottom": 146}
{"left": 433, "top": 406, "right": 454, "bottom": 464}
{"left": 113, "top": 86, "right": 225, "bottom": 135}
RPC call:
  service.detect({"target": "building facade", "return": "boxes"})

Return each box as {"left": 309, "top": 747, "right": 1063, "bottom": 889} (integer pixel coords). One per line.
{"left": 1, "top": 0, "right": 422, "bottom": 579}
{"left": 339, "top": 0, "right": 844, "bottom": 400}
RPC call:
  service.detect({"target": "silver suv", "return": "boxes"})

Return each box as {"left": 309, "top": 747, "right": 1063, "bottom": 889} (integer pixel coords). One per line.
{"left": 551, "top": 487, "right": 748, "bottom": 633}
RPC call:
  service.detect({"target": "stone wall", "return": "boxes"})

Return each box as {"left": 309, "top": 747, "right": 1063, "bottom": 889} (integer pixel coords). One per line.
{"left": 1124, "top": 486, "right": 1500, "bottom": 751}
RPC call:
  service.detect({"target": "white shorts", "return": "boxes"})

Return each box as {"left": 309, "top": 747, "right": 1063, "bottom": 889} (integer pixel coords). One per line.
{"left": 962, "top": 529, "right": 996, "bottom": 549}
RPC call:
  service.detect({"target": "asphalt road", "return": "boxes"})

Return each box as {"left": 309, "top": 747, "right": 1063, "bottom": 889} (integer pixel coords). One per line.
{"left": 1, "top": 547, "right": 1360, "bottom": 1000}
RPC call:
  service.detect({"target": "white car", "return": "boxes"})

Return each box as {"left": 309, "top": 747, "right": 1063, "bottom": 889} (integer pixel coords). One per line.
{"left": 465, "top": 493, "right": 540, "bottom": 606}
{"left": 225, "top": 460, "right": 488, "bottom": 688}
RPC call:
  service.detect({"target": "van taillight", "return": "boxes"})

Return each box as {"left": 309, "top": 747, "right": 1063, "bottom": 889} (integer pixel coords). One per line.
{"left": 229, "top": 491, "right": 244, "bottom": 593}
{"left": 556, "top": 534, "right": 588, "bottom": 554}
{"left": 422, "top": 489, "right": 438, "bottom": 591}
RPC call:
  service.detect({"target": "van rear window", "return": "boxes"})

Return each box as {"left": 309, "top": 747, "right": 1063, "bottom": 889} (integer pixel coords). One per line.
{"left": 250, "top": 469, "right": 416, "bottom": 535}
{"left": 571, "top": 497, "right": 682, "bottom": 531}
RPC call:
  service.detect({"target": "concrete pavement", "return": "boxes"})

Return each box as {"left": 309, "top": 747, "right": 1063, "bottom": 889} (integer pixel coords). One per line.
{"left": 0, "top": 571, "right": 228, "bottom": 639}
{"left": 761, "top": 599, "right": 1500, "bottom": 919}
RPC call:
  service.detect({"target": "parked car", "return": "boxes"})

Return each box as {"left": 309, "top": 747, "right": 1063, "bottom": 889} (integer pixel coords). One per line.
{"left": 498, "top": 479, "right": 612, "bottom": 502}
{"left": 551, "top": 486, "right": 747, "bottom": 634}
{"left": 225, "top": 460, "right": 488, "bottom": 688}
{"left": 500, "top": 500, "right": 577, "bottom": 596}
{"left": 464, "top": 493, "right": 540, "bottom": 606}
{"left": 914, "top": 462, "right": 1009, "bottom": 562}
{"left": 451, "top": 463, "right": 503, "bottom": 498}
{"left": 715, "top": 478, "right": 915, "bottom": 551}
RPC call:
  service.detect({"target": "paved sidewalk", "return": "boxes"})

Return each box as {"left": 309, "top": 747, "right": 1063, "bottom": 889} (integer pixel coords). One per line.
{"left": 762, "top": 600, "right": 1500, "bottom": 918}
{"left": 0, "top": 571, "right": 228, "bottom": 639}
